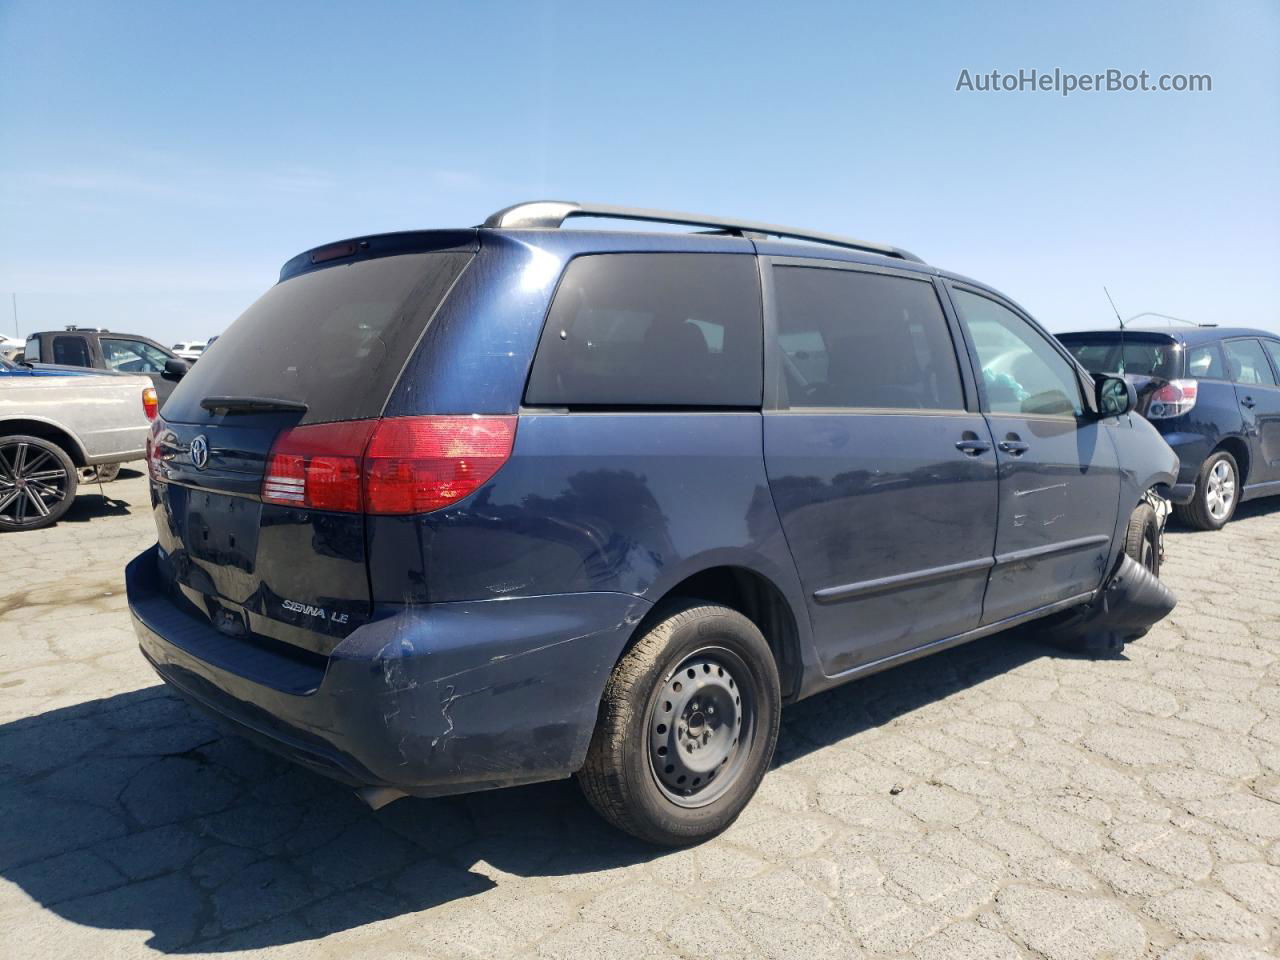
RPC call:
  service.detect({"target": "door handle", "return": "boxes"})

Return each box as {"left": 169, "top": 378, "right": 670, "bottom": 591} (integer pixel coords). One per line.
{"left": 1241, "top": 396, "right": 1256, "bottom": 409}
{"left": 955, "top": 439, "right": 992, "bottom": 456}
{"left": 998, "top": 439, "right": 1030, "bottom": 455}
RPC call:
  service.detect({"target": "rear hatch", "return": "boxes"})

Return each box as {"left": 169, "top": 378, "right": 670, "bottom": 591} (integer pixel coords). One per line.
{"left": 149, "top": 237, "right": 475, "bottom": 655}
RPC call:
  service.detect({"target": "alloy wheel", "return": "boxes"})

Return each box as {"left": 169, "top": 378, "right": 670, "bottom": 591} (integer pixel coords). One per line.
{"left": 1205, "top": 459, "right": 1236, "bottom": 521}
{"left": 0, "top": 440, "right": 69, "bottom": 526}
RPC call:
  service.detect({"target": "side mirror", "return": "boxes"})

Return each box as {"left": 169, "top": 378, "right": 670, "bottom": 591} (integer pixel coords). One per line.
{"left": 163, "top": 358, "right": 190, "bottom": 380}
{"left": 1094, "top": 374, "right": 1136, "bottom": 417}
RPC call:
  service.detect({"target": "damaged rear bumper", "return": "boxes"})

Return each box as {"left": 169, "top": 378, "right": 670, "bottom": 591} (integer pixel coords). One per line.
{"left": 126, "top": 545, "right": 651, "bottom": 797}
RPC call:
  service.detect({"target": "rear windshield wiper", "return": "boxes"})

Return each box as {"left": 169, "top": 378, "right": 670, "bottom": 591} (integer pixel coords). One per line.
{"left": 200, "top": 396, "right": 309, "bottom": 415}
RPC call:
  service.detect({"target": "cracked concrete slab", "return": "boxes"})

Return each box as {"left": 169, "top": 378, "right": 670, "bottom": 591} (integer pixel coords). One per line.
{"left": 1, "top": 470, "right": 1278, "bottom": 958}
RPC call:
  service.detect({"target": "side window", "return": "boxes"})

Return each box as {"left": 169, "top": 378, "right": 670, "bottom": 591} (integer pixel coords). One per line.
{"left": 101, "top": 338, "right": 169, "bottom": 374}
{"left": 524, "top": 253, "right": 762, "bottom": 407}
{"left": 1223, "top": 339, "right": 1278, "bottom": 386}
{"left": 1186, "top": 343, "right": 1225, "bottom": 379}
{"left": 24, "top": 337, "right": 40, "bottom": 363}
{"left": 771, "top": 266, "right": 965, "bottom": 410}
{"left": 1262, "top": 340, "right": 1280, "bottom": 381}
{"left": 52, "top": 336, "right": 92, "bottom": 367}
{"left": 951, "top": 289, "right": 1082, "bottom": 417}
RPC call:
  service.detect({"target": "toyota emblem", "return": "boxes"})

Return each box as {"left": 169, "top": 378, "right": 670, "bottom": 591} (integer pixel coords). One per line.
{"left": 190, "top": 435, "right": 209, "bottom": 470}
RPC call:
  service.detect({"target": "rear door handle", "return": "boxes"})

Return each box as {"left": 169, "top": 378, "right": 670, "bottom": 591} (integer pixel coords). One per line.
{"left": 955, "top": 439, "right": 992, "bottom": 456}
{"left": 998, "top": 440, "right": 1030, "bottom": 455}
{"left": 1241, "top": 396, "right": 1257, "bottom": 409}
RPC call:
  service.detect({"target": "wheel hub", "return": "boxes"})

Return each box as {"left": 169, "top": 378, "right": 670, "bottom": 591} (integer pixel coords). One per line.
{"left": 648, "top": 648, "right": 755, "bottom": 807}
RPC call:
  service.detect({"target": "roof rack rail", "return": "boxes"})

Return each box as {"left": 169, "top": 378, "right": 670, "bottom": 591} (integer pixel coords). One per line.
{"left": 481, "top": 201, "right": 924, "bottom": 263}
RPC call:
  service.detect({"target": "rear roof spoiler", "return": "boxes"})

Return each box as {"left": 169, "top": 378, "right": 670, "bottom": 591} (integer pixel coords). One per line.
{"left": 481, "top": 201, "right": 925, "bottom": 264}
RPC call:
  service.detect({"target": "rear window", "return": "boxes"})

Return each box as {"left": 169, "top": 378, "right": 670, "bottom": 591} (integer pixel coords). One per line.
{"left": 162, "top": 251, "right": 472, "bottom": 424}
{"left": 23, "top": 338, "right": 40, "bottom": 363}
{"left": 772, "top": 266, "right": 964, "bottom": 410}
{"left": 1061, "top": 338, "right": 1182, "bottom": 378}
{"left": 524, "top": 253, "right": 762, "bottom": 408}
{"left": 52, "top": 336, "right": 92, "bottom": 367}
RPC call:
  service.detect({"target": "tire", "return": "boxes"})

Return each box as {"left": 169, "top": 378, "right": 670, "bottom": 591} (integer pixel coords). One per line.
{"left": 578, "top": 601, "right": 781, "bottom": 846}
{"left": 1173, "top": 450, "right": 1238, "bottom": 530}
{"left": 1123, "top": 502, "right": 1160, "bottom": 577}
{"left": 0, "top": 435, "right": 78, "bottom": 531}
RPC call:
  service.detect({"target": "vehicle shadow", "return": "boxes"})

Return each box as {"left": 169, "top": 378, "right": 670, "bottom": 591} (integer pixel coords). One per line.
{"left": 0, "top": 627, "right": 1088, "bottom": 952}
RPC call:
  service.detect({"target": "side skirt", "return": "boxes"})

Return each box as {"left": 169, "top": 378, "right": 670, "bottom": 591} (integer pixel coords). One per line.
{"left": 811, "top": 590, "right": 1096, "bottom": 689}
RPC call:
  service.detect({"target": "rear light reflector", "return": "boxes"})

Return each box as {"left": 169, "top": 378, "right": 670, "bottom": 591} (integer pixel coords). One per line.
{"left": 142, "top": 387, "right": 158, "bottom": 420}
{"left": 259, "top": 415, "right": 517, "bottom": 514}
{"left": 262, "top": 420, "right": 376, "bottom": 511}
{"left": 364, "top": 416, "right": 517, "bottom": 514}
{"left": 1147, "top": 379, "right": 1198, "bottom": 419}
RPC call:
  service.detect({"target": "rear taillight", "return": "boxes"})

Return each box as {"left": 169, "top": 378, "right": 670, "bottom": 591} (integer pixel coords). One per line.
{"left": 1147, "top": 379, "right": 1198, "bottom": 419}
{"left": 260, "top": 415, "right": 517, "bottom": 515}
{"left": 147, "top": 418, "right": 164, "bottom": 479}
{"left": 142, "top": 387, "right": 158, "bottom": 420}
{"left": 262, "top": 420, "right": 377, "bottom": 512}
{"left": 364, "top": 416, "right": 517, "bottom": 514}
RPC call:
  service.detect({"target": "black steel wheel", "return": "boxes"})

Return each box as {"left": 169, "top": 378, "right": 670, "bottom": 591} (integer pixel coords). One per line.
{"left": 0, "top": 435, "right": 77, "bottom": 531}
{"left": 578, "top": 600, "right": 781, "bottom": 846}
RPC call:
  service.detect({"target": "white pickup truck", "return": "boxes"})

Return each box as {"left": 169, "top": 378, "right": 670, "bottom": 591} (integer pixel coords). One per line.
{"left": 0, "top": 357, "right": 156, "bottom": 530}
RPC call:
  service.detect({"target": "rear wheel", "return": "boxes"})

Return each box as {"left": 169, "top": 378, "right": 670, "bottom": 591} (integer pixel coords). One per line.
{"left": 0, "top": 435, "right": 78, "bottom": 531}
{"left": 578, "top": 601, "right": 781, "bottom": 846}
{"left": 1174, "top": 450, "right": 1238, "bottom": 530}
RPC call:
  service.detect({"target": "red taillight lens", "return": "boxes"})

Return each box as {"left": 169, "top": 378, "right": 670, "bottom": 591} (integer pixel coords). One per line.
{"left": 364, "top": 416, "right": 517, "bottom": 515}
{"left": 262, "top": 420, "right": 376, "bottom": 512}
{"left": 259, "top": 415, "right": 516, "bottom": 514}
{"left": 142, "top": 387, "right": 158, "bottom": 420}
{"left": 1147, "top": 379, "right": 1198, "bottom": 420}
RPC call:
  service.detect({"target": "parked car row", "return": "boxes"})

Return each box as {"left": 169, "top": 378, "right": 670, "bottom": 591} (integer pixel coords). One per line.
{"left": 6, "top": 202, "right": 1272, "bottom": 845}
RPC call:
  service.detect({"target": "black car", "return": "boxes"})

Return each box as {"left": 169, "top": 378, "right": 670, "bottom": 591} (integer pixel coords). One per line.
{"left": 127, "top": 202, "right": 1180, "bottom": 844}
{"left": 23, "top": 328, "right": 190, "bottom": 405}
{"left": 1059, "top": 327, "right": 1280, "bottom": 529}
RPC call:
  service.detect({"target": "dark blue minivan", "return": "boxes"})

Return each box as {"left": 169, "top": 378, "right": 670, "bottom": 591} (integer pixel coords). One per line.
{"left": 1058, "top": 327, "right": 1280, "bottom": 529}
{"left": 127, "top": 202, "right": 1179, "bottom": 844}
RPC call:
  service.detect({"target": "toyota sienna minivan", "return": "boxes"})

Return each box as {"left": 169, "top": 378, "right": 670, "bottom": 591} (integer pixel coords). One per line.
{"left": 127, "top": 201, "right": 1179, "bottom": 844}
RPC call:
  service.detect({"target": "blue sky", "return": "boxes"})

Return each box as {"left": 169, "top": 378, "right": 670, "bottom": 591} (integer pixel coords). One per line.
{"left": 1, "top": 0, "right": 1277, "bottom": 344}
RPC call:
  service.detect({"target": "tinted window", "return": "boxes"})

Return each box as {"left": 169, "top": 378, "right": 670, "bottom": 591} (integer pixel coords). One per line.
{"left": 1223, "top": 339, "right": 1278, "bottom": 386}
{"left": 1262, "top": 340, "right": 1280, "bottom": 380}
{"left": 102, "top": 338, "right": 169, "bottom": 373}
{"left": 162, "top": 250, "right": 472, "bottom": 424}
{"left": 24, "top": 337, "right": 40, "bottom": 363}
{"left": 524, "top": 254, "right": 762, "bottom": 407}
{"left": 952, "top": 289, "right": 1082, "bottom": 416}
{"left": 1062, "top": 338, "right": 1181, "bottom": 378}
{"left": 1186, "top": 343, "right": 1225, "bottom": 379}
{"left": 772, "top": 267, "right": 963, "bottom": 410}
{"left": 52, "top": 336, "right": 91, "bottom": 367}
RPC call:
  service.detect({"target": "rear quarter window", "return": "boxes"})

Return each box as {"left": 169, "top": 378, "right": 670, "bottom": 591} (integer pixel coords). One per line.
{"left": 524, "top": 253, "right": 763, "bottom": 408}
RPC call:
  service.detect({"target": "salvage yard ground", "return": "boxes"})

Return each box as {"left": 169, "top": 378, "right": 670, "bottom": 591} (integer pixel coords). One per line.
{"left": 2, "top": 470, "right": 1279, "bottom": 959}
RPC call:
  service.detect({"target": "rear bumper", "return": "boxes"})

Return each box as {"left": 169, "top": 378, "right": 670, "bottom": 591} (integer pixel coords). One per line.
{"left": 1157, "top": 430, "right": 1211, "bottom": 489}
{"left": 126, "top": 545, "right": 650, "bottom": 796}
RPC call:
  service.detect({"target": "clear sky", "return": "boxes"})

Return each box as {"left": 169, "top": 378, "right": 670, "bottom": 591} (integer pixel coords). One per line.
{"left": 1, "top": 0, "right": 1277, "bottom": 345}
